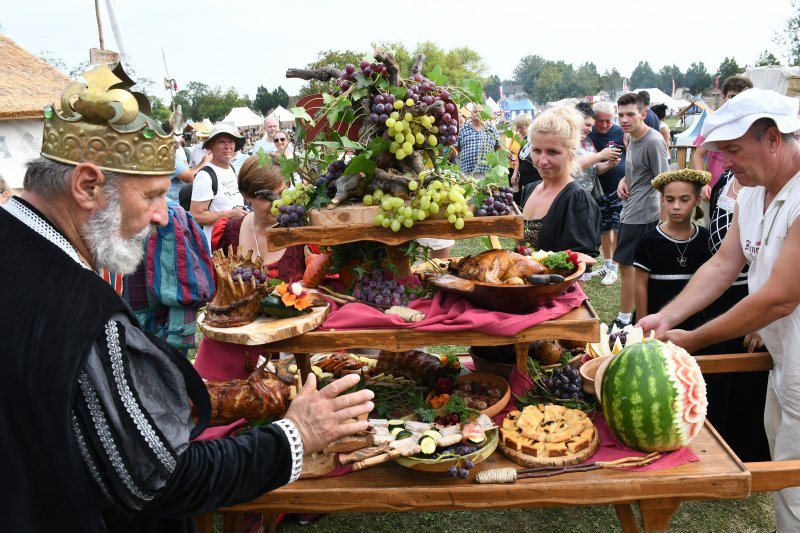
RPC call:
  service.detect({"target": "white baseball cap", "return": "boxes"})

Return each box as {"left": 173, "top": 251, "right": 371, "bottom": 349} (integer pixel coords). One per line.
{"left": 203, "top": 123, "right": 245, "bottom": 151}
{"left": 701, "top": 88, "right": 800, "bottom": 151}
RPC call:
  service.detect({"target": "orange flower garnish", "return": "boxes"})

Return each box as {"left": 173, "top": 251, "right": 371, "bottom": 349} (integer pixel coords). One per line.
{"left": 276, "top": 282, "right": 289, "bottom": 296}
{"left": 281, "top": 293, "right": 297, "bottom": 307}
{"left": 294, "top": 294, "right": 314, "bottom": 310}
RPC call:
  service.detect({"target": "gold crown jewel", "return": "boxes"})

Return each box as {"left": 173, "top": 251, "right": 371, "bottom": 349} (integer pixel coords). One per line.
{"left": 41, "top": 63, "right": 175, "bottom": 175}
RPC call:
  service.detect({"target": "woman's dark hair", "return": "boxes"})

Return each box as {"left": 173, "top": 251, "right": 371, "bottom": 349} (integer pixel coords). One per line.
{"left": 651, "top": 104, "right": 668, "bottom": 121}
{"left": 575, "top": 101, "right": 595, "bottom": 119}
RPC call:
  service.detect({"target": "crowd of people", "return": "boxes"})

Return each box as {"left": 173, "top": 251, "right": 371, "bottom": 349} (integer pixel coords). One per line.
{"left": 4, "top": 63, "right": 800, "bottom": 531}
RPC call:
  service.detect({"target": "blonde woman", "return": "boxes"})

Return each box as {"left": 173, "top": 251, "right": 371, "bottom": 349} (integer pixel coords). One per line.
{"left": 518, "top": 106, "right": 601, "bottom": 259}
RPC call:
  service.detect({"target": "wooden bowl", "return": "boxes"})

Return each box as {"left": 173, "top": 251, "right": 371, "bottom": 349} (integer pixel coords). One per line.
{"left": 456, "top": 372, "right": 511, "bottom": 418}
{"left": 428, "top": 261, "right": 585, "bottom": 314}
{"left": 592, "top": 355, "right": 616, "bottom": 403}
{"left": 579, "top": 355, "right": 612, "bottom": 398}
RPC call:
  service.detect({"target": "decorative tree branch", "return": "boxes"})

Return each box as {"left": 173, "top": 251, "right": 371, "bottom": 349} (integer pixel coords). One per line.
{"left": 411, "top": 53, "right": 425, "bottom": 76}
{"left": 285, "top": 67, "right": 343, "bottom": 82}
{"left": 373, "top": 50, "right": 401, "bottom": 87}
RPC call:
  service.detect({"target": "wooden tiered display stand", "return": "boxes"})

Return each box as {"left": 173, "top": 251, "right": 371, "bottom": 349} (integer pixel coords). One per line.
{"left": 262, "top": 208, "right": 598, "bottom": 377}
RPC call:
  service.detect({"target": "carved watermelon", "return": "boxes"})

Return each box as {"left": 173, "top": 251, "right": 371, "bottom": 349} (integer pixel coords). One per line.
{"left": 600, "top": 339, "right": 707, "bottom": 452}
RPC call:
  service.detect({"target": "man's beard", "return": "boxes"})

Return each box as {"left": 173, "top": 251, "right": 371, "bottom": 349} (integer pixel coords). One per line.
{"left": 81, "top": 193, "right": 155, "bottom": 275}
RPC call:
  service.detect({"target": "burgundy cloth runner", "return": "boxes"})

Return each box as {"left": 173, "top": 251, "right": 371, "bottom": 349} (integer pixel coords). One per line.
{"left": 320, "top": 283, "right": 588, "bottom": 336}
{"left": 492, "top": 368, "right": 699, "bottom": 471}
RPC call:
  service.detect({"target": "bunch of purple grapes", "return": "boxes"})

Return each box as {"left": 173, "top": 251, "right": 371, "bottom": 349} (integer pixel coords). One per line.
{"left": 608, "top": 330, "right": 628, "bottom": 351}
{"left": 351, "top": 270, "right": 418, "bottom": 307}
{"left": 276, "top": 205, "right": 308, "bottom": 228}
{"left": 335, "top": 61, "right": 388, "bottom": 94}
{"left": 446, "top": 458, "right": 476, "bottom": 479}
{"left": 315, "top": 159, "right": 345, "bottom": 195}
{"left": 232, "top": 266, "right": 268, "bottom": 285}
{"left": 542, "top": 366, "right": 584, "bottom": 400}
{"left": 369, "top": 92, "right": 396, "bottom": 124}
{"left": 477, "top": 186, "right": 515, "bottom": 216}
{"left": 404, "top": 74, "right": 457, "bottom": 146}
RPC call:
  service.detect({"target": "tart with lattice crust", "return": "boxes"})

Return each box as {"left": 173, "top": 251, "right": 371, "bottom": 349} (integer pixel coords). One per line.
{"left": 499, "top": 404, "right": 598, "bottom": 467}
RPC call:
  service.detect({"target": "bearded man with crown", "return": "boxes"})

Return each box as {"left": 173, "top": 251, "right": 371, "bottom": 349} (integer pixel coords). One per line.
{"left": 0, "top": 64, "right": 373, "bottom": 532}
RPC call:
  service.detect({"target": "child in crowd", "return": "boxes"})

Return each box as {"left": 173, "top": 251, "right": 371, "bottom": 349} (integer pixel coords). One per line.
{"left": 633, "top": 169, "right": 711, "bottom": 329}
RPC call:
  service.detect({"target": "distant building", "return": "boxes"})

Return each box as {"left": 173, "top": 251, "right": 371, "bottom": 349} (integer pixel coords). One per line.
{"left": 500, "top": 84, "right": 528, "bottom": 101}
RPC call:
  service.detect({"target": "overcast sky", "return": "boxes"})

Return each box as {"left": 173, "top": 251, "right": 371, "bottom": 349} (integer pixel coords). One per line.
{"left": 3, "top": 0, "right": 796, "bottom": 101}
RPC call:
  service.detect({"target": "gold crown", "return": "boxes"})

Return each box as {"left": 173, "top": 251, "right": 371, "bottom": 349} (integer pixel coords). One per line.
{"left": 41, "top": 63, "right": 175, "bottom": 175}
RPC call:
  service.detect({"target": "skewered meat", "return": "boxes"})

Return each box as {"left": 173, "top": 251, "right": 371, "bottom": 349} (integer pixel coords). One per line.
{"left": 316, "top": 353, "right": 365, "bottom": 375}
{"left": 375, "top": 350, "right": 446, "bottom": 386}
{"left": 457, "top": 249, "right": 547, "bottom": 284}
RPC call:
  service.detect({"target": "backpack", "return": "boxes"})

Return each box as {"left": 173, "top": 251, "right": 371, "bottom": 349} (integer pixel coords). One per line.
{"left": 179, "top": 165, "right": 218, "bottom": 212}
{"left": 132, "top": 201, "right": 216, "bottom": 352}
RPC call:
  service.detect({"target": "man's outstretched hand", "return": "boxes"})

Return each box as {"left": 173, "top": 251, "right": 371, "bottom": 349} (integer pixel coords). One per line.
{"left": 284, "top": 373, "right": 374, "bottom": 455}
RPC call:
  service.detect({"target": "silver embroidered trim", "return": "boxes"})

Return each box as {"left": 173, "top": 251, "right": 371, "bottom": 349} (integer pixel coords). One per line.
{"left": 104, "top": 320, "right": 177, "bottom": 471}
{"left": 3, "top": 198, "right": 89, "bottom": 269}
{"left": 648, "top": 274, "right": 693, "bottom": 280}
{"left": 71, "top": 411, "right": 113, "bottom": 501}
{"left": 274, "top": 419, "right": 304, "bottom": 483}
{"left": 78, "top": 371, "right": 152, "bottom": 502}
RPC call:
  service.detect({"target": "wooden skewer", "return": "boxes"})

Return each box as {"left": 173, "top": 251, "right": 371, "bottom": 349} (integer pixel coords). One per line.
{"left": 475, "top": 453, "right": 662, "bottom": 484}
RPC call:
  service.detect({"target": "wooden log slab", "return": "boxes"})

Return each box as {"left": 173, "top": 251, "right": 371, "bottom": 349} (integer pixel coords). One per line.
{"left": 310, "top": 204, "right": 382, "bottom": 226}
{"left": 197, "top": 303, "right": 330, "bottom": 345}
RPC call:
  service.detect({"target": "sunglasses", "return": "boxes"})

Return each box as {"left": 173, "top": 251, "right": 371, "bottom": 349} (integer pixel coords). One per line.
{"left": 274, "top": 138, "right": 287, "bottom": 142}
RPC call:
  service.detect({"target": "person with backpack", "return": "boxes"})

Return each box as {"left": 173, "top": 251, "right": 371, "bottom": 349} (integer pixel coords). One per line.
{"left": 126, "top": 200, "right": 216, "bottom": 356}
{"left": 189, "top": 124, "right": 248, "bottom": 242}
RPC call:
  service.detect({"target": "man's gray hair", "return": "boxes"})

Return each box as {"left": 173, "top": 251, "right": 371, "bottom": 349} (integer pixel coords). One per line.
{"left": 24, "top": 157, "right": 123, "bottom": 199}
{"left": 593, "top": 101, "right": 616, "bottom": 116}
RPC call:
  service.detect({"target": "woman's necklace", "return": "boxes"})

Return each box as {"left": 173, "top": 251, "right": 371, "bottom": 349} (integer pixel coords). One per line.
{"left": 661, "top": 223, "right": 695, "bottom": 267}
{"left": 730, "top": 178, "right": 741, "bottom": 197}
{"left": 251, "top": 217, "right": 263, "bottom": 259}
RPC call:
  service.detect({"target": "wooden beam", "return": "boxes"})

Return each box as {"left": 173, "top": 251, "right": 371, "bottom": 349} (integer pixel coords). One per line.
{"left": 694, "top": 352, "right": 772, "bottom": 374}
{"left": 748, "top": 460, "right": 800, "bottom": 492}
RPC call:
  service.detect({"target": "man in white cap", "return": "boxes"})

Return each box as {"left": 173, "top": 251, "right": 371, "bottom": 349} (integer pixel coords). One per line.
{"left": 190, "top": 123, "right": 249, "bottom": 241}
{"left": 638, "top": 88, "right": 800, "bottom": 531}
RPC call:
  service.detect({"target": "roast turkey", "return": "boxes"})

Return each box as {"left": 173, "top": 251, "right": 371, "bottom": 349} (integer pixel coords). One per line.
{"left": 456, "top": 249, "right": 547, "bottom": 284}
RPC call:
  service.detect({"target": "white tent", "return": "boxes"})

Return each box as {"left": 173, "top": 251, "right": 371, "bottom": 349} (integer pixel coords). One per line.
{"left": 744, "top": 66, "right": 800, "bottom": 96}
{"left": 267, "top": 106, "right": 295, "bottom": 129}
{"left": 221, "top": 107, "right": 263, "bottom": 129}
{"left": 633, "top": 87, "right": 691, "bottom": 113}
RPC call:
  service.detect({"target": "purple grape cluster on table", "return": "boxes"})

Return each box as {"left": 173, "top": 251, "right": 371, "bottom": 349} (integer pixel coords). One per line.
{"left": 276, "top": 205, "right": 308, "bottom": 228}
{"left": 477, "top": 186, "right": 515, "bottom": 217}
{"left": 369, "top": 91, "right": 396, "bottom": 125}
{"left": 405, "top": 73, "right": 457, "bottom": 147}
{"left": 314, "top": 159, "right": 345, "bottom": 196}
{"left": 232, "top": 266, "right": 268, "bottom": 285}
{"left": 351, "top": 270, "right": 418, "bottom": 307}
{"left": 542, "top": 366, "right": 584, "bottom": 400}
{"left": 445, "top": 455, "right": 476, "bottom": 479}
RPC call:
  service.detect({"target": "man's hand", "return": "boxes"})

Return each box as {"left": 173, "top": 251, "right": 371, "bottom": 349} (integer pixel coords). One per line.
{"left": 201, "top": 151, "right": 213, "bottom": 166}
{"left": 744, "top": 332, "right": 764, "bottom": 353}
{"left": 599, "top": 146, "right": 621, "bottom": 162}
{"left": 284, "top": 374, "right": 374, "bottom": 455}
{"left": 660, "top": 329, "right": 699, "bottom": 353}
{"left": 636, "top": 312, "right": 673, "bottom": 339}
{"left": 227, "top": 207, "right": 249, "bottom": 219}
{"left": 617, "top": 177, "right": 630, "bottom": 199}
{"left": 701, "top": 184, "right": 712, "bottom": 201}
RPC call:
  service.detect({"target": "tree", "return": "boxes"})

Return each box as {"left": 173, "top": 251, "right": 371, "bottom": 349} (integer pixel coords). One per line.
{"left": 629, "top": 61, "right": 657, "bottom": 89}
{"left": 38, "top": 51, "right": 67, "bottom": 74}
{"left": 716, "top": 57, "right": 741, "bottom": 82}
{"left": 513, "top": 55, "right": 546, "bottom": 97}
{"left": 573, "top": 62, "right": 600, "bottom": 97}
{"left": 684, "top": 62, "right": 713, "bottom": 95}
{"left": 756, "top": 50, "right": 781, "bottom": 66}
{"left": 253, "top": 85, "right": 272, "bottom": 115}
{"left": 600, "top": 68, "right": 624, "bottom": 99}
{"left": 271, "top": 86, "right": 289, "bottom": 108}
{"left": 656, "top": 64, "right": 684, "bottom": 95}
{"left": 775, "top": 0, "right": 800, "bottom": 66}
{"left": 484, "top": 74, "right": 502, "bottom": 100}
{"left": 413, "top": 41, "right": 486, "bottom": 85}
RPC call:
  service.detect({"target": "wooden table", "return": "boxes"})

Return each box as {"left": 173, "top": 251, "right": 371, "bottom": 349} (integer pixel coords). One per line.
{"left": 210, "top": 422, "right": 750, "bottom": 533}
{"left": 262, "top": 301, "right": 600, "bottom": 377}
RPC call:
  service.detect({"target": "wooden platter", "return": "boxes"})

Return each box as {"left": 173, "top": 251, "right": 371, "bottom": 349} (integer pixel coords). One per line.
{"left": 500, "top": 428, "right": 599, "bottom": 467}
{"left": 265, "top": 213, "right": 523, "bottom": 251}
{"left": 394, "top": 426, "right": 499, "bottom": 473}
{"left": 197, "top": 303, "right": 330, "bottom": 345}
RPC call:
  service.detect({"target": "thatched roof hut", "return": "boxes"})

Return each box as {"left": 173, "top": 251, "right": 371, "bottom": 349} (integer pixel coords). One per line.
{"left": 0, "top": 35, "right": 71, "bottom": 120}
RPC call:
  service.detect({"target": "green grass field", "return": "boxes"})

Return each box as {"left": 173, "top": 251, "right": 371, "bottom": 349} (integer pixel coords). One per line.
{"left": 212, "top": 236, "right": 777, "bottom": 532}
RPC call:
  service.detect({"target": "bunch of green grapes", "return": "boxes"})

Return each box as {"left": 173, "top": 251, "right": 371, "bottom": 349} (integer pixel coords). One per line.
{"left": 270, "top": 183, "right": 316, "bottom": 227}
{"left": 384, "top": 100, "right": 440, "bottom": 161}
{"left": 365, "top": 178, "right": 473, "bottom": 232}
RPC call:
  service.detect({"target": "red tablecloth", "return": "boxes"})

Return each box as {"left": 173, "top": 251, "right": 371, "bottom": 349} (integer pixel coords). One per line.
{"left": 320, "top": 284, "right": 588, "bottom": 336}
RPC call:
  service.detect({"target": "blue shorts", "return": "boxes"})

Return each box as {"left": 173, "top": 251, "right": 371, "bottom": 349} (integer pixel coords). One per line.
{"left": 596, "top": 191, "right": 622, "bottom": 233}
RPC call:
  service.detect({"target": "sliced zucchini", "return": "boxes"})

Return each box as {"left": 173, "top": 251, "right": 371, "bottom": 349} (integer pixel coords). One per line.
{"left": 387, "top": 419, "right": 405, "bottom": 431}
{"left": 419, "top": 436, "right": 437, "bottom": 455}
{"left": 422, "top": 430, "right": 443, "bottom": 441}
{"left": 394, "top": 430, "right": 413, "bottom": 440}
